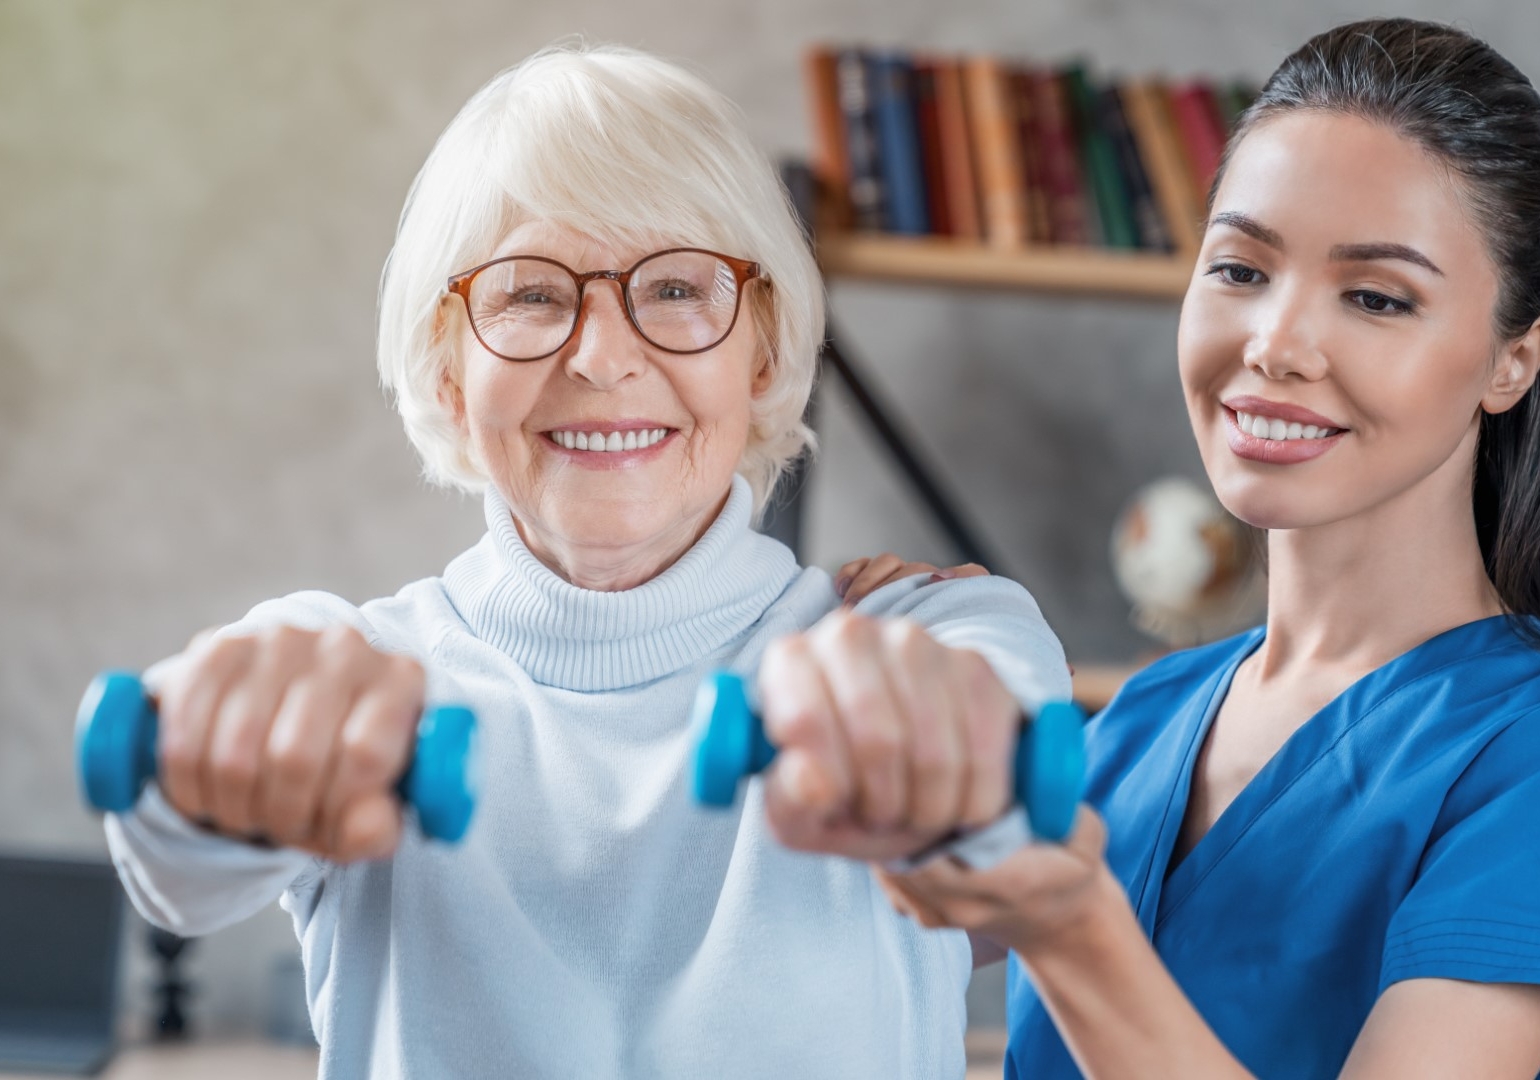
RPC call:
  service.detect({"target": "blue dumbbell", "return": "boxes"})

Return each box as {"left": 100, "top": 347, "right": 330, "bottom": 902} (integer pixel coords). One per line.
{"left": 690, "top": 670, "right": 1087, "bottom": 843}
{"left": 76, "top": 670, "right": 479, "bottom": 843}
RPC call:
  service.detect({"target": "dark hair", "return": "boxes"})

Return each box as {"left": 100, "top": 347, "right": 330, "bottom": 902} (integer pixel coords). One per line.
{"left": 1213, "top": 18, "right": 1540, "bottom": 637}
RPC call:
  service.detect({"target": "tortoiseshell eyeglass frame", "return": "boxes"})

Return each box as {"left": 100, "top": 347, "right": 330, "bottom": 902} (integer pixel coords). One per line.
{"left": 445, "top": 247, "right": 763, "bottom": 362}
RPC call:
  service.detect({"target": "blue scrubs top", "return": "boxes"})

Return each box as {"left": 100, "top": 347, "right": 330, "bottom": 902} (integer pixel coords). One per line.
{"left": 1006, "top": 615, "right": 1540, "bottom": 1079}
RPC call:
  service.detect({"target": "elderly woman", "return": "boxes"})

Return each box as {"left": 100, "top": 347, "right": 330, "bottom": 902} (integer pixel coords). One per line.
{"left": 104, "top": 43, "right": 1068, "bottom": 1080}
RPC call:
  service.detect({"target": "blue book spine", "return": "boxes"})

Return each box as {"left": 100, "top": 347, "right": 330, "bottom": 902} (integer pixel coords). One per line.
{"left": 869, "top": 53, "right": 930, "bottom": 236}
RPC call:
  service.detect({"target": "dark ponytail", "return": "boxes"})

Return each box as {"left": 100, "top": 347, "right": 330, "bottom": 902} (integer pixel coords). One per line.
{"left": 1213, "top": 19, "right": 1540, "bottom": 637}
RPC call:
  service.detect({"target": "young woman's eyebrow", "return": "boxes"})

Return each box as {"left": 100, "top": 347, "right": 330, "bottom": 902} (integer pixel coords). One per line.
{"left": 1209, "top": 212, "right": 1444, "bottom": 276}
{"left": 1208, "top": 211, "right": 1284, "bottom": 249}
{"left": 1329, "top": 242, "right": 1445, "bottom": 276}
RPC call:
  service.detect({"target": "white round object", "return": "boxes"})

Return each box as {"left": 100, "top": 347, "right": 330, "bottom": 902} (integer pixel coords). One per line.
{"left": 1111, "top": 477, "right": 1265, "bottom": 647}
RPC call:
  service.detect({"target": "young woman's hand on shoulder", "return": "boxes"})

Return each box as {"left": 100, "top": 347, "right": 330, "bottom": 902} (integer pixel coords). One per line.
{"left": 835, "top": 553, "right": 988, "bottom": 606}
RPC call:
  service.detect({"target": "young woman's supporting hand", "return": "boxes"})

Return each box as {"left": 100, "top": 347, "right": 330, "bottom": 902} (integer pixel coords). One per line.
{"left": 877, "top": 825, "right": 1540, "bottom": 1079}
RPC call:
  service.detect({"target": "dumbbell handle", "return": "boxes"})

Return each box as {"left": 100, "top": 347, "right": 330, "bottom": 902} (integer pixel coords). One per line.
{"left": 76, "top": 670, "right": 479, "bottom": 843}
{"left": 690, "top": 670, "right": 1087, "bottom": 844}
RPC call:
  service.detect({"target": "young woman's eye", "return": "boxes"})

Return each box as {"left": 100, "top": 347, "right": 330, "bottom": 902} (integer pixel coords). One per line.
{"left": 1346, "top": 289, "right": 1416, "bottom": 316}
{"left": 1207, "top": 262, "right": 1265, "bottom": 286}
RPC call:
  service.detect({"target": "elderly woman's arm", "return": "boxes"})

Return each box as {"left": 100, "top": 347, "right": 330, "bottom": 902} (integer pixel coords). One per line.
{"left": 104, "top": 591, "right": 425, "bottom": 935}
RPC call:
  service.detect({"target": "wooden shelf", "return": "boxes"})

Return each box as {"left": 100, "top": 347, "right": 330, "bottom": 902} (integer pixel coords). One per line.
{"left": 1071, "top": 662, "right": 1142, "bottom": 712}
{"left": 816, "top": 232, "right": 1194, "bottom": 301}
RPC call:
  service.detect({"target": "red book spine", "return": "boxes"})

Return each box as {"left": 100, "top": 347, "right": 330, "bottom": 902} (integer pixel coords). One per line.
{"left": 933, "top": 58, "right": 982, "bottom": 241}
{"left": 913, "top": 59, "right": 951, "bottom": 237}
{"left": 1029, "top": 69, "right": 1089, "bottom": 245}
{"left": 1168, "top": 82, "right": 1226, "bottom": 197}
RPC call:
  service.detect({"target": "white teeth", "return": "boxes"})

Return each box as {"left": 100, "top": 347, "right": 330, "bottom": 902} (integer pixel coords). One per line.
{"left": 1236, "top": 411, "right": 1339, "bottom": 442}
{"left": 554, "top": 428, "right": 672, "bottom": 452}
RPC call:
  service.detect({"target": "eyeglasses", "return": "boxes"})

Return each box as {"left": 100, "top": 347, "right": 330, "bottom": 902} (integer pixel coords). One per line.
{"left": 446, "top": 248, "right": 762, "bottom": 362}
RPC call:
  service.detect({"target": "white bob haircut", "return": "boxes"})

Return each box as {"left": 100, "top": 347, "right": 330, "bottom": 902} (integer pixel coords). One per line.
{"left": 377, "top": 41, "right": 825, "bottom": 513}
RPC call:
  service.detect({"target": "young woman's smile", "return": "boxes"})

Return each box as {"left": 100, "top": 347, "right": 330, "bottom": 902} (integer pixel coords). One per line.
{"left": 1221, "top": 395, "right": 1349, "bottom": 465}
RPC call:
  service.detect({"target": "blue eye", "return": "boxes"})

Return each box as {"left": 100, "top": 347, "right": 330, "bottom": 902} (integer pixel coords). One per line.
{"left": 648, "top": 280, "right": 700, "bottom": 302}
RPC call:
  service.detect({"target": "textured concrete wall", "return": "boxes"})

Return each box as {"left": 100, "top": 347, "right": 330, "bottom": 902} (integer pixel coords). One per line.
{"left": 4, "top": 0, "right": 1536, "bottom": 1038}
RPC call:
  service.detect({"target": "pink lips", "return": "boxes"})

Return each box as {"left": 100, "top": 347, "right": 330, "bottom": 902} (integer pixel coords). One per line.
{"left": 1223, "top": 406, "right": 1346, "bottom": 465}
{"left": 1222, "top": 395, "right": 1344, "bottom": 431}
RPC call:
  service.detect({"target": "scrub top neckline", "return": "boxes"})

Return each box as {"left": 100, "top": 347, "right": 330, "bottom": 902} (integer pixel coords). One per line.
{"left": 1146, "top": 614, "right": 1518, "bottom": 932}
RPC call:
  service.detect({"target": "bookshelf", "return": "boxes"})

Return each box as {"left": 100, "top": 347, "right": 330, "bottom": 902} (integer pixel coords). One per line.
{"left": 780, "top": 47, "right": 1244, "bottom": 704}
{"left": 816, "top": 232, "right": 1194, "bottom": 300}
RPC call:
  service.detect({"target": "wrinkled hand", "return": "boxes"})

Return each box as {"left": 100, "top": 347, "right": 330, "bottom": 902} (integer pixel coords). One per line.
{"left": 874, "top": 808, "right": 1109, "bottom": 951}
{"left": 758, "top": 609, "right": 1019, "bottom": 862}
{"left": 148, "top": 624, "right": 425, "bottom": 862}
{"left": 835, "top": 554, "right": 988, "bottom": 606}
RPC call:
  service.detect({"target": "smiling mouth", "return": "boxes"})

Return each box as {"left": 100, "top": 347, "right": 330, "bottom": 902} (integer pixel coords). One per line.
{"left": 1231, "top": 409, "right": 1346, "bottom": 443}
{"left": 546, "top": 427, "right": 674, "bottom": 452}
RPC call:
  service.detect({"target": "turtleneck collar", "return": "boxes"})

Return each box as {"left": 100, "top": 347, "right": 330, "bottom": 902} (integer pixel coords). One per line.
{"left": 440, "top": 474, "right": 800, "bottom": 692}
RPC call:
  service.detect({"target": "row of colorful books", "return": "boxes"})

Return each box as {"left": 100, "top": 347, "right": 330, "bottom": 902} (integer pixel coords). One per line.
{"left": 803, "top": 46, "right": 1257, "bottom": 253}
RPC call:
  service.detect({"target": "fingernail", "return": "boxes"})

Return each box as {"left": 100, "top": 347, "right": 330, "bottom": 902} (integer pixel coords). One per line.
{"left": 930, "top": 569, "right": 957, "bottom": 582}
{"left": 834, "top": 575, "right": 852, "bottom": 598}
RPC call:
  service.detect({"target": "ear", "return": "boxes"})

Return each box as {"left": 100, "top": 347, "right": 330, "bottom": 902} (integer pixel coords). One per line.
{"left": 750, "top": 349, "right": 775, "bottom": 398}
{"left": 438, "top": 366, "right": 467, "bottom": 428}
{"left": 1482, "top": 317, "right": 1540, "bottom": 416}
{"left": 434, "top": 297, "right": 468, "bottom": 431}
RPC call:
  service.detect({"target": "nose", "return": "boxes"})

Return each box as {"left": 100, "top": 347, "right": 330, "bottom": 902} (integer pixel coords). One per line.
{"left": 1243, "top": 284, "right": 1328, "bottom": 382}
{"left": 563, "top": 278, "right": 647, "bottom": 390}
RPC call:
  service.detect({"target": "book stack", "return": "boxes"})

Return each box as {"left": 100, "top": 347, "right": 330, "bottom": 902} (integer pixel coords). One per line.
{"left": 804, "top": 47, "right": 1255, "bottom": 257}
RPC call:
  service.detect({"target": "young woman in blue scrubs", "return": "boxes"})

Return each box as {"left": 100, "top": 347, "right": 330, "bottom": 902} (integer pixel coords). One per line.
{"left": 865, "top": 18, "right": 1540, "bottom": 1078}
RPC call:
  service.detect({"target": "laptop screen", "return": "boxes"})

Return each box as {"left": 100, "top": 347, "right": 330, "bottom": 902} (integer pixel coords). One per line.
{"left": 0, "top": 855, "right": 124, "bottom": 1031}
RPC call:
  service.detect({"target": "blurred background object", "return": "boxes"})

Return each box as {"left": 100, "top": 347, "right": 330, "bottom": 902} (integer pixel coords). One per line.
{"left": 0, "top": 854, "right": 124, "bottom": 1075}
{"left": 146, "top": 929, "right": 193, "bottom": 1042}
{"left": 1112, "top": 475, "right": 1266, "bottom": 649}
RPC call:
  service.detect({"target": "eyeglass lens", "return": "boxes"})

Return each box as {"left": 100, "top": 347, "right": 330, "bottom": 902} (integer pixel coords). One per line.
{"left": 465, "top": 251, "right": 744, "bottom": 360}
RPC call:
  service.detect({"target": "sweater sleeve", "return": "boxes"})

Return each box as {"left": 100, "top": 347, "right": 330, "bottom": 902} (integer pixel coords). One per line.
{"left": 105, "top": 785, "right": 322, "bottom": 936}
{"left": 850, "top": 574, "right": 1073, "bottom": 715}
{"left": 102, "top": 590, "right": 384, "bottom": 937}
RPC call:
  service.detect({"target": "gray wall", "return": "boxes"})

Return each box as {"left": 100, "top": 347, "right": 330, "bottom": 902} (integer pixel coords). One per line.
{"left": 5, "top": 0, "right": 1536, "bottom": 1037}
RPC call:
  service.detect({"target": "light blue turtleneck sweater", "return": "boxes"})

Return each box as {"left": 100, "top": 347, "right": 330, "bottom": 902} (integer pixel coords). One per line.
{"left": 106, "top": 476, "right": 1070, "bottom": 1079}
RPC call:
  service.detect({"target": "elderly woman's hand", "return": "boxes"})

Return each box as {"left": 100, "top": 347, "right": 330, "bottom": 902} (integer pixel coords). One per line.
{"left": 872, "top": 809, "right": 1110, "bottom": 951}
{"left": 834, "top": 554, "right": 988, "bottom": 606}
{"left": 149, "top": 624, "right": 426, "bottom": 862}
{"left": 757, "top": 610, "right": 1020, "bottom": 863}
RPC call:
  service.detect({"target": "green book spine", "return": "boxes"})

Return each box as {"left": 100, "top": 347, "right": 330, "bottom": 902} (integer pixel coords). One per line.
{"left": 1215, "top": 82, "right": 1249, "bottom": 131}
{"left": 1063, "top": 65, "right": 1139, "bottom": 250}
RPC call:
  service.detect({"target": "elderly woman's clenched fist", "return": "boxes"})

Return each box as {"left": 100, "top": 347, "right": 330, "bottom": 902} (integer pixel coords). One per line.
{"left": 152, "top": 624, "right": 425, "bottom": 862}
{"left": 759, "top": 609, "right": 1020, "bottom": 863}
